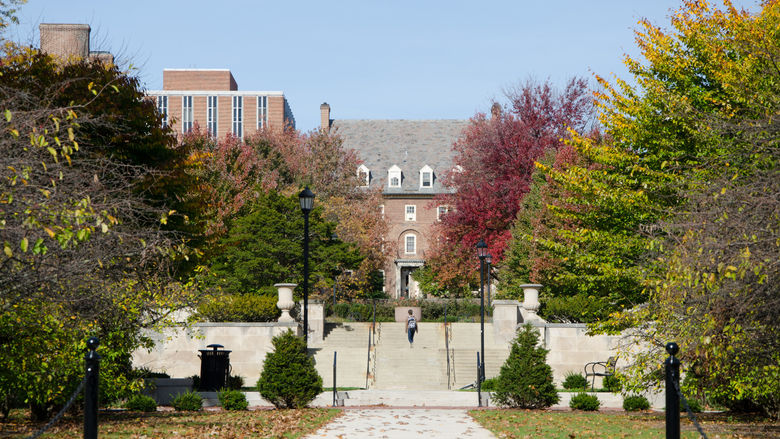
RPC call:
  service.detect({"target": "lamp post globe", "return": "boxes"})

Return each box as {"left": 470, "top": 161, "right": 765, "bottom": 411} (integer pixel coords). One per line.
{"left": 299, "top": 187, "right": 315, "bottom": 346}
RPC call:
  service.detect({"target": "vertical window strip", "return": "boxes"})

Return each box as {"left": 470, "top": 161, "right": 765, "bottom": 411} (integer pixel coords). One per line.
{"left": 157, "top": 95, "right": 168, "bottom": 127}
{"left": 182, "top": 95, "right": 193, "bottom": 133}
{"left": 232, "top": 96, "right": 243, "bottom": 139}
{"left": 207, "top": 96, "right": 218, "bottom": 136}
{"left": 257, "top": 95, "right": 267, "bottom": 130}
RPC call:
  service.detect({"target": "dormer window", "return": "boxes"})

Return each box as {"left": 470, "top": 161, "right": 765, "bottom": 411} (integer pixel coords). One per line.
{"left": 388, "top": 165, "right": 402, "bottom": 188}
{"left": 420, "top": 165, "right": 433, "bottom": 188}
{"left": 357, "top": 164, "right": 370, "bottom": 186}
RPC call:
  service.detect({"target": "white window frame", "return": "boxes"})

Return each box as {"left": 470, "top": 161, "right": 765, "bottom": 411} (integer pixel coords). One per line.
{"left": 207, "top": 95, "right": 218, "bottom": 136}
{"left": 388, "top": 165, "right": 402, "bottom": 188}
{"left": 420, "top": 164, "right": 433, "bottom": 188}
{"left": 405, "top": 205, "right": 416, "bottom": 222}
{"left": 232, "top": 95, "right": 243, "bottom": 139}
{"left": 257, "top": 95, "right": 267, "bottom": 130}
{"left": 156, "top": 95, "right": 168, "bottom": 128}
{"left": 181, "top": 95, "right": 193, "bottom": 133}
{"left": 437, "top": 205, "right": 451, "bottom": 221}
{"left": 357, "top": 164, "right": 370, "bottom": 186}
{"left": 405, "top": 234, "right": 416, "bottom": 255}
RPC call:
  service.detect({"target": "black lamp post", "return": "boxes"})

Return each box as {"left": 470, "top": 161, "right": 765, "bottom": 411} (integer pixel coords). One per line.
{"left": 299, "top": 187, "right": 315, "bottom": 346}
{"left": 476, "top": 239, "right": 488, "bottom": 405}
{"left": 485, "top": 253, "right": 493, "bottom": 306}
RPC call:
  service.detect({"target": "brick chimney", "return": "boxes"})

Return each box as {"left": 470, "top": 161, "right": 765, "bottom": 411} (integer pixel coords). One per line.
{"left": 491, "top": 102, "right": 502, "bottom": 119}
{"left": 320, "top": 102, "right": 331, "bottom": 131}
{"left": 39, "top": 24, "right": 90, "bottom": 59}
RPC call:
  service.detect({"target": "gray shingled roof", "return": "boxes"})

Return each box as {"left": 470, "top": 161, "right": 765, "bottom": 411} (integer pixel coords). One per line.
{"left": 334, "top": 119, "right": 469, "bottom": 194}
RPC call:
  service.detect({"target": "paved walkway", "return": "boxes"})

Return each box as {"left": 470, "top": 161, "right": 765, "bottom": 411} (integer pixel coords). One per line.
{"left": 303, "top": 408, "right": 497, "bottom": 439}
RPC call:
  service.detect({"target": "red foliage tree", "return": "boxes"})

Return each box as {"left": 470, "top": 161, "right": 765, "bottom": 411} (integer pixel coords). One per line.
{"left": 430, "top": 78, "right": 593, "bottom": 280}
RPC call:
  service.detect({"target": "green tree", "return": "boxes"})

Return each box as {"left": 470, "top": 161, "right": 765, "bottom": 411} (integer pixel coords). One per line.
{"left": 205, "top": 191, "right": 363, "bottom": 297}
{"left": 257, "top": 330, "right": 323, "bottom": 408}
{"left": 0, "top": 44, "right": 197, "bottom": 419}
{"left": 525, "top": 0, "right": 779, "bottom": 417}
{"left": 493, "top": 324, "right": 559, "bottom": 409}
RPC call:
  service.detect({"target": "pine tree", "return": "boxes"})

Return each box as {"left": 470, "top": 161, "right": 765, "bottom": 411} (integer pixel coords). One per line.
{"left": 257, "top": 330, "right": 323, "bottom": 408}
{"left": 493, "top": 324, "right": 559, "bottom": 409}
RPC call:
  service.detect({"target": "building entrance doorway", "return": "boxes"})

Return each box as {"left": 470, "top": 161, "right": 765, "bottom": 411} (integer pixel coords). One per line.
{"left": 399, "top": 265, "right": 421, "bottom": 298}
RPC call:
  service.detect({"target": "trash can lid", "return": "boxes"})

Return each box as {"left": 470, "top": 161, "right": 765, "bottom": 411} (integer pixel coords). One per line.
{"left": 206, "top": 344, "right": 224, "bottom": 350}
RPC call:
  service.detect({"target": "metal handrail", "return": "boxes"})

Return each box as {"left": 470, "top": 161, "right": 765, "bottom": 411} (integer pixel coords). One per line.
{"left": 365, "top": 326, "right": 371, "bottom": 389}
{"left": 444, "top": 303, "right": 451, "bottom": 390}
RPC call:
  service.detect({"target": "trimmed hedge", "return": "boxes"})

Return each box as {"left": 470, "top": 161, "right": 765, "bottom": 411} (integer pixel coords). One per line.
{"left": 562, "top": 371, "right": 589, "bottom": 390}
{"left": 124, "top": 394, "right": 157, "bottom": 412}
{"left": 570, "top": 393, "right": 600, "bottom": 411}
{"left": 623, "top": 395, "right": 650, "bottom": 411}
{"left": 326, "top": 299, "right": 490, "bottom": 322}
{"left": 198, "top": 294, "right": 280, "bottom": 322}
{"left": 218, "top": 389, "right": 248, "bottom": 410}
{"left": 172, "top": 391, "right": 203, "bottom": 411}
{"left": 481, "top": 377, "right": 498, "bottom": 391}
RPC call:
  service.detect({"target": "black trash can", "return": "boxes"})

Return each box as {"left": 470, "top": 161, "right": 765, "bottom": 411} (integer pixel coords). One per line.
{"left": 198, "top": 344, "right": 232, "bottom": 391}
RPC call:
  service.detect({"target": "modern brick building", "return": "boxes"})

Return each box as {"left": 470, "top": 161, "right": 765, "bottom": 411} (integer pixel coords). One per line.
{"left": 147, "top": 69, "right": 295, "bottom": 138}
{"left": 321, "top": 103, "right": 468, "bottom": 298}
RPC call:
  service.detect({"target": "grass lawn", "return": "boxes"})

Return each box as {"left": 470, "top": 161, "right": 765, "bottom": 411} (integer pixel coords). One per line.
{"left": 0, "top": 408, "right": 340, "bottom": 439}
{"left": 469, "top": 409, "right": 780, "bottom": 439}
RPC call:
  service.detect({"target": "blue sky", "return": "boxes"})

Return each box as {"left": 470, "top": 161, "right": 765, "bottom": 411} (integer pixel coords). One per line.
{"left": 8, "top": 1, "right": 758, "bottom": 132}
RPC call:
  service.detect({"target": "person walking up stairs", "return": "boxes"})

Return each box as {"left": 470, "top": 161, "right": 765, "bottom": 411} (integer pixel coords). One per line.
{"left": 405, "top": 309, "right": 418, "bottom": 347}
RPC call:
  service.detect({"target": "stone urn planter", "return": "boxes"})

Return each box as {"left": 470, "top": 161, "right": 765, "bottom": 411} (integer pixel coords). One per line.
{"left": 274, "top": 283, "right": 297, "bottom": 322}
{"left": 519, "top": 283, "right": 542, "bottom": 322}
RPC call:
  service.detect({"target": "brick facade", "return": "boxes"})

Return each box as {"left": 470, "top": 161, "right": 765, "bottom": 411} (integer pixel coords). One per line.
{"left": 333, "top": 117, "right": 468, "bottom": 298}
{"left": 147, "top": 69, "right": 294, "bottom": 138}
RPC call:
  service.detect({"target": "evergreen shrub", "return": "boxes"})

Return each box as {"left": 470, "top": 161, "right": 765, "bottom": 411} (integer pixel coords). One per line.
{"left": 124, "top": 394, "right": 157, "bottom": 412}
{"left": 562, "top": 371, "right": 589, "bottom": 390}
{"left": 189, "top": 375, "right": 201, "bottom": 390}
{"left": 570, "top": 392, "right": 600, "bottom": 411}
{"left": 492, "top": 324, "right": 559, "bottom": 408}
{"left": 603, "top": 374, "right": 622, "bottom": 392}
{"left": 256, "top": 330, "right": 323, "bottom": 408}
{"left": 682, "top": 398, "right": 703, "bottom": 413}
{"left": 623, "top": 395, "right": 650, "bottom": 411}
{"left": 171, "top": 391, "right": 203, "bottom": 411}
{"left": 480, "top": 377, "right": 497, "bottom": 391}
{"left": 227, "top": 375, "right": 244, "bottom": 390}
{"left": 198, "top": 294, "right": 280, "bottom": 322}
{"left": 218, "top": 389, "right": 248, "bottom": 410}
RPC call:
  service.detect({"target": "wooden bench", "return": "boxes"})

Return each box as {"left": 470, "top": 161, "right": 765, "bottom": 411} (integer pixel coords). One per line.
{"left": 584, "top": 356, "right": 617, "bottom": 390}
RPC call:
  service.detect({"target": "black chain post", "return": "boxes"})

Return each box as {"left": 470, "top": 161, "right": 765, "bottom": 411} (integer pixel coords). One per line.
{"left": 665, "top": 342, "right": 680, "bottom": 439}
{"left": 332, "top": 351, "right": 337, "bottom": 407}
{"left": 84, "top": 337, "right": 100, "bottom": 439}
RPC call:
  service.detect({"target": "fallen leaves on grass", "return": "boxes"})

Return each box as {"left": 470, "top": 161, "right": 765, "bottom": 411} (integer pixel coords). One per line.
{"left": 0, "top": 408, "right": 342, "bottom": 439}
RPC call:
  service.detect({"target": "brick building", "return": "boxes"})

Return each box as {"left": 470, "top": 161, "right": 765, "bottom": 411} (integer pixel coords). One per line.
{"left": 321, "top": 103, "right": 468, "bottom": 298}
{"left": 147, "top": 69, "right": 295, "bottom": 138}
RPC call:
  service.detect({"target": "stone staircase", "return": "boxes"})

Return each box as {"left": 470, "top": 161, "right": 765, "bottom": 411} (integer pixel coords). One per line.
{"left": 310, "top": 322, "right": 374, "bottom": 389}
{"left": 311, "top": 321, "right": 510, "bottom": 390}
